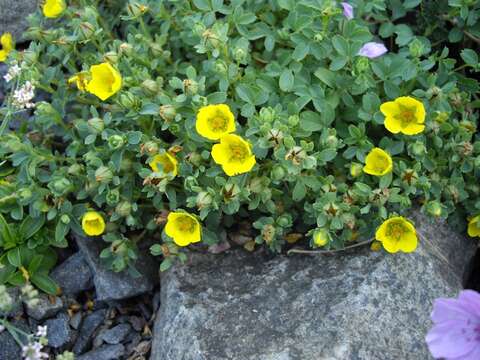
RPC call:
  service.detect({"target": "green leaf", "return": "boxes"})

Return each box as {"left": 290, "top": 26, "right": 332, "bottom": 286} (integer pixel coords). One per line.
{"left": 332, "top": 36, "right": 349, "bottom": 57}
{"left": 54, "top": 221, "right": 70, "bottom": 247}
{"left": 279, "top": 69, "right": 294, "bottom": 92}
{"left": 139, "top": 103, "right": 159, "bottom": 115}
{"left": 19, "top": 215, "right": 45, "bottom": 240}
{"left": 314, "top": 68, "right": 335, "bottom": 88}
{"left": 31, "top": 273, "right": 59, "bottom": 295}
{"left": 0, "top": 214, "right": 16, "bottom": 249}
{"left": 292, "top": 43, "right": 309, "bottom": 61}
{"left": 292, "top": 181, "right": 306, "bottom": 201}
{"left": 7, "top": 247, "right": 22, "bottom": 267}
{"left": 318, "top": 149, "right": 337, "bottom": 162}
{"left": 277, "top": 0, "right": 295, "bottom": 10}
{"left": 330, "top": 57, "right": 347, "bottom": 71}
{"left": 28, "top": 255, "right": 44, "bottom": 275}
{"left": 207, "top": 92, "right": 227, "bottom": 104}
{"left": 192, "top": 0, "right": 211, "bottom": 11}
{"left": 461, "top": 49, "right": 478, "bottom": 66}
{"left": 300, "top": 111, "right": 323, "bottom": 132}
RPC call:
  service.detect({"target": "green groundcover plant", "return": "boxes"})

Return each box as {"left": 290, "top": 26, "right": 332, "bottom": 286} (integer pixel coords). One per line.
{"left": 0, "top": 0, "right": 479, "bottom": 281}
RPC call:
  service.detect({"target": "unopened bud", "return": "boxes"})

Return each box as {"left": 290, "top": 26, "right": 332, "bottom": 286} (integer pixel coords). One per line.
{"left": 159, "top": 105, "right": 176, "bottom": 121}
{"left": 95, "top": 166, "right": 113, "bottom": 183}
{"left": 87, "top": 117, "right": 104, "bottom": 134}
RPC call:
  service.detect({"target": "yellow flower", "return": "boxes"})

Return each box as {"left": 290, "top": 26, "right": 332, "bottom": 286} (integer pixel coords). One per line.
{"left": 68, "top": 73, "right": 89, "bottom": 92}
{"left": 468, "top": 215, "right": 480, "bottom": 237}
{"left": 85, "top": 63, "right": 122, "bottom": 101}
{"left": 363, "top": 147, "right": 393, "bottom": 176}
{"left": 42, "top": 0, "right": 66, "bottom": 18}
{"left": 196, "top": 104, "right": 236, "bottom": 140}
{"left": 81, "top": 211, "right": 106, "bottom": 236}
{"left": 313, "top": 229, "right": 329, "bottom": 247}
{"left": 380, "top": 96, "right": 426, "bottom": 135}
{"left": 164, "top": 212, "right": 201, "bottom": 246}
{"left": 375, "top": 216, "right": 418, "bottom": 253}
{"left": 149, "top": 153, "right": 178, "bottom": 177}
{"left": 211, "top": 134, "right": 256, "bottom": 176}
{"left": 0, "top": 33, "right": 14, "bottom": 62}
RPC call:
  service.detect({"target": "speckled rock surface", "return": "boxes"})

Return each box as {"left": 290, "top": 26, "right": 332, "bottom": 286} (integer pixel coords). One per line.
{"left": 0, "top": 0, "right": 38, "bottom": 41}
{"left": 151, "top": 212, "right": 477, "bottom": 360}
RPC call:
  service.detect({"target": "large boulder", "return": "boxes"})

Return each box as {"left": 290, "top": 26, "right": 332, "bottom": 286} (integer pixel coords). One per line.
{"left": 0, "top": 0, "right": 38, "bottom": 41}
{"left": 151, "top": 213, "right": 477, "bottom": 360}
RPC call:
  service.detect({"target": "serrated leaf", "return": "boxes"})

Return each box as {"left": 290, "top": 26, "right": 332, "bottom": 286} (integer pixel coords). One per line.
{"left": 279, "top": 69, "right": 294, "bottom": 92}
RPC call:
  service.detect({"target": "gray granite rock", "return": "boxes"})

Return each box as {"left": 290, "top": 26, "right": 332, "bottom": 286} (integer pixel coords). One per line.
{"left": 73, "top": 308, "right": 107, "bottom": 355}
{"left": 45, "top": 312, "right": 74, "bottom": 348}
{"left": 97, "top": 323, "right": 132, "bottom": 345}
{"left": 75, "top": 235, "right": 158, "bottom": 301}
{"left": 0, "top": 287, "right": 22, "bottom": 318}
{"left": 151, "top": 212, "right": 477, "bottom": 360}
{"left": 51, "top": 252, "right": 94, "bottom": 296}
{"left": 77, "top": 344, "right": 125, "bottom": 360}
{"left": 0, "top": 0, "right": 38, "bottom": 41}
{"left": 25, "top": 294, "right": 63, "bottom": 321}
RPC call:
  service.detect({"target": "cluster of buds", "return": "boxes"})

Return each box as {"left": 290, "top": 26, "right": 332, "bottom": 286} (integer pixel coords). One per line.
{"left": 261, "top": 224, "right": 276, "bottom": 244}
{"left": 0, "top": 285, "right": 13, "bottom": 313}
{"left": 285, "top": 146, "right": 307, "bottom": 165}
{"left": 21, "top": 283, "right": 40, "bottom": 308}
{"left": 183, "top": 79, "right": 199, "bottom": 96}
{"left": 12, "top": 81, "right": 35, "bottom": 109}
{"left": 159, "top": 105, "right": 176, "bottom": 122}
{"left": 3, "top": 62, "right": 21, "bottom": 82}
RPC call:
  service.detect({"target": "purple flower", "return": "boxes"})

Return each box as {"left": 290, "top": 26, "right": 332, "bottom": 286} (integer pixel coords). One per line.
{"left": 341, "top": 2, "right": 354, "bottom": 20}
{"left": 358, "top": 42, "right": 388, "bottom": 59}
{"left": 426, "top": 290, "right": 480, "bottom": 359}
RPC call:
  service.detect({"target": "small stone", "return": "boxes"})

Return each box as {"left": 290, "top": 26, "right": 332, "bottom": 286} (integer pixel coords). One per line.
{"left": 97, "top": 323, "right": 132, "bottom": 345}
{"left": 25, "top": 294, "right": 63, "bottom": 321}
{"left": 76, "top": 344, "right": 125, "bottom": 360}
{"left": 51, "top": 252, "right": 94, "bottom": 296}
{"left": 45, "top": 313, "right": 74, "bottom": 348}
{"left": 128, "top": 316, "right": 144, "bottom": 332}
{"left": 73, "top": 309, "right": 107, "bottom": 355}
{"left": 0, "top": 0, "right": 38, "bottom": 41}
{"left": 75, "top": 235, "right": 157, "bottom": 301}
{"left": 0, "top": 320, "right": 29, "bottom": 360}
{"left": 69, "top": 312, "right": 83, "bottom": 330}
{"left": 0, "top": 287, "right": 22, "bottom": 318}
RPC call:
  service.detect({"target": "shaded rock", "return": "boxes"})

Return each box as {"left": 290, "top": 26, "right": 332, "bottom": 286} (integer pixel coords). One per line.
{"left": 151, "top": 212, "right": 476, "bottom": 360}
{"left": 76, "top": 344, "right": 125, "bottom": 360}
{"left": 51, "top": 252, "right": 94, "bottom": 296}
{"left": 96, "top": 323, "right": 132, "bottom": 345}
{"left": 25, "top": 294, "right": 63, "bottom": 321}
{"left": 69, "top": 312, "right": 83, "bottom": 330}
{"left": 45, "top": 313, "right": 74, "bottom": 348}
{"left": 73, "top": 309, "right": 107, "bottom": 355}
{"left": 0, "top": 0, "right": 38, "bottom": 41}
{"left": 0, "top": 287, "right": 23, "bottom": 318}
{"left": 0, "top": 320, "right": 29, "bottom": 360}
{"left": 75, "top": 235, "right": 157, "bottom": 301}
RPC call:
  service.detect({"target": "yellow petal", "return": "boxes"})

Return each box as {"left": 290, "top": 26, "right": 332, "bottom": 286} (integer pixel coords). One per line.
{"left": 381, "top": 237, "right": 400, "bottom": 253}
{"left": 196, "top": 104, "right": 236, "bottom": 140}
{"left": 380, "top": 101, "right": 399, "bottom": 118}
{"left": 401, "top": 123, "right": 425, "bottom": 135}
{"left": 384, "top": 116, "right": 402, "bottom": 134}
{"left": 43, "top": 0, "right": 66, "bottom": 18}
{"left": 86, "top": 63, "right": 122, "bottom": 101}
{"left": 398, "top": 231, "right": 418, "bottom": 253}
{"left": 468, "top": 216, "right": 480, "bottom": 237}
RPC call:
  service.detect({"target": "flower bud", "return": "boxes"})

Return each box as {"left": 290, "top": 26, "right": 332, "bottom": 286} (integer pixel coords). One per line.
{"left": 142, "top": 141, "right": 159, "bottom": 155}
{"left": 193, "top": 22, "right": 206, "bottom": 37}
{"left": 234, "top": 48, "right": 247, "bottom": 62}
{"left": 50, "top": 178, "right": 73, "bottom": 195}
{"left": 119, "top": 43, "right": 133, "bottom": 56}
{"left": 108, "top": 134, "right": 125, "bottom": 150}
{"left": 196, "top": 191, "right": 213, "bottom": 210}
{"left": 408, "top": 38, "right": 425, "bottom": 58}
{"left": 79, "top": 22, "right": 95, "bottom": 39}
{"left": 287, "top": 115, "right": 299, "bottom": 127}
{"left": 434, "top": 111, "right": 449, "bottom": 123}
{"left": 271, "top": 165, "right": 286, "bottom": 181}
{"left": 186, "top": 152, "right": 202, "bottom": 166}
{"left": 354, "top": 57, "right": 370, "bottom": 73}
{"left": 426, "top": 201, "right": 442, "bottom": 217}
{"left": 18, "top": 188, "right": 33, "bottom": 201}
{"left": 141, "top": 79, "right": 159, "bottom": 95}
{"left": 214, "top": 60, "right": 228, "bottom": 75}
{"left": 87, "top": 117, "right": 104, "bottom": 134}
{"left": 202, "top": 29, "right": 221, "bottom": 48}
{"left": 350, "top": 162, "right": 363, "bottom": 177}
{"left": 409, "top": 141, "right": 427, "bottom": 157}
{"left": 183, "top": 79, "right": 199, "bottom": 96}
{"left": 325, "top": 135, "right": 338, "bottom": 148}
{"left": 121, "top": 157, "right": 133, "bottom": 171}
{"left": 277, "top": 214, "right": 292, "bottom": 227}
{"left": 259, "top": 107, "right": 276, "bottom": 122}
{"left": 116, "top": 201, "right": 132, "bottom": 217}
{"left": 60, "top": 214, "right": 71, "bottom": 224}
{"left": 103, "top": 51, "right": 119, "bottom": 64}
{"left": 223, "top": 183, "right": 240, "bottom": 200}
{"left": 95, "top": 166, "right": 113, "bottom": 183}
{"left": 159, "top": 105, "right": 176, "bottom": 121}
{"left": 119, "top": 92, "right": 139, "bottom": 109}
{"left": 68, "top": 163, "right": 84, "bottom": 176}
{"left": 314, "top": 33, "right": 324, "bottom": 42}
{"left": 262, "top": 224, "right": 276, "bottom": 244}
{"left": 402, "top": 169, "right": 418, "bottom": 185}
{"left": 249, "top": 177, "right": 264, "bottom": 193}
{"left": 126, "top": 3, "right": 149, "bottom": 17}
{"left": 22, "top": 50, "right": 38, "bottom": 65}
{"left": 313, "top": 229, "right": 329, "bottom": 247}
{"left": 277, "top": 29, "right": 289, "bottom": 40}
{"left": 106, "top": 188, "right": 120, "bottom": 205}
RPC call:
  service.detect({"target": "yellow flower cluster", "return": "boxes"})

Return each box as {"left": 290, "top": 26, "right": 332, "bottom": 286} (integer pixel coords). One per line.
{"left": 69, "top": 62, "right": 122, "bottom": 101}
{"left": 196, "top": 104, "right": 256, "bottom": 176}
{"left": 42, "top": 0, "right": 66, "bottom": 18}
{"left": 0, "top": 33, "right": 14, "bottom": 62}
{"left": 165, "top": 212, "right": 202, "bottom": 247}
{"left": 375, "top": 216, "right": 418, "bottom": 253}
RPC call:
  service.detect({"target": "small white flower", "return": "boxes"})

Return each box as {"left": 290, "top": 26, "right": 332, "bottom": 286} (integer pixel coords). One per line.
{"left": 21, "top": 341, "right": 48, "bottom": 360}
{"left": 3, "top": 63, "right": 21, "bottom": 83}
{"left": 36, "top": 325, "right": 47, "bottom": 337}
{"left": 12, "top": 81, "right": 36, "bottom": 110}
{"left": 0, "top": 324, "right": 5, "bottom": 333}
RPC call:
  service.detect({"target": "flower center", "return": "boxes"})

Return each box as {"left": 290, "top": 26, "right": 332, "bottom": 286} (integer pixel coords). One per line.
{"left": 208, "top": 115, "right": 228, "bottom": 132}
{"left": 229, "top": 143, "right": 248, "bottom": 161}
{"left": 396, "top": 105, "right": 416, "bottom": 127}
{"left": 386, "top": 222, "right": 406, "bottom": 240}
{"left": 175, "top": 216, "right": 197, "bottom": 233}
{"left": 86, "top": 219, "right": 101, "bottom": 228}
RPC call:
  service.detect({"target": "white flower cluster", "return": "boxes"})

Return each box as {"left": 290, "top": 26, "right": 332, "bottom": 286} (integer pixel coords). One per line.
{"left": 0, "top": 285, "right": 13, "bottom": 313}
{"left": 21, "top": 341, "right": 48, "bottom": 360}
{"left": 3, "top": 62, "right": 21, "bottom": 83}
{"left": 12, "top": 81, "right": 35, "bottom": 109}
